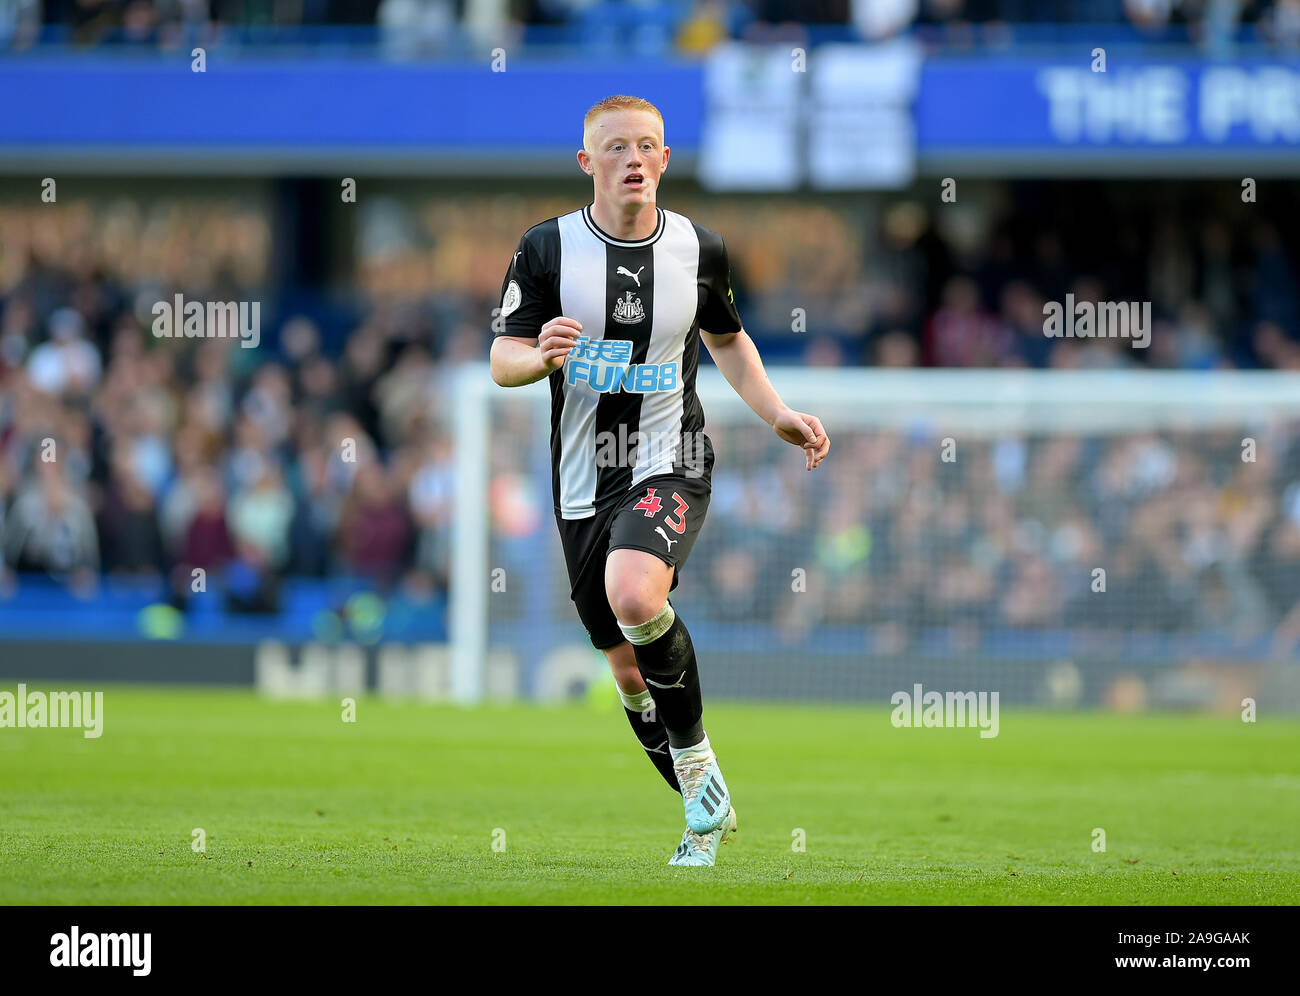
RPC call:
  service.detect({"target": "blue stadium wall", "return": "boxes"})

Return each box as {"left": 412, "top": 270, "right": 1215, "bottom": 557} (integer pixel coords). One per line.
{"left": 3, "top": 53, "right": 1300, "bottom": 175}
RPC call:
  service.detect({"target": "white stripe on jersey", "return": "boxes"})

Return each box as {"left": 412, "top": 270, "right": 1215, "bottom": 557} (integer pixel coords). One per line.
{"left": 631, "top": 211, "right": 699, "bottom": 486}
{"left": 556, "top": 209, "right": 606, "bottom": 519}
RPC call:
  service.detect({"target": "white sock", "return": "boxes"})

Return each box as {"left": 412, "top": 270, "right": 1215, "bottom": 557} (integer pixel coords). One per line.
{"left": 669, "top": 733, "right": 711, "bottom": 763}
{"left": 618, "top": 687, "right": 654, "bottom": 712}
{"left": 617, "top": 602, "right": 675, "bottom": 646}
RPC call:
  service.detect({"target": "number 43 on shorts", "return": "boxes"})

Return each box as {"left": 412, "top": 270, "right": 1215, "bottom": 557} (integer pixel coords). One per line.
{"left": 634, "top": 487, "right": 688, "bottom": 533}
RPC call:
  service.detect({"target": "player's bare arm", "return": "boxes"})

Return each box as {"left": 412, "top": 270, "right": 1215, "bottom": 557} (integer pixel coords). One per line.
{"left": 702, "top": 328, "right": 830, "bottom": 471}
{"left": 489, "top": 316, "right": 584, "bottom": 386}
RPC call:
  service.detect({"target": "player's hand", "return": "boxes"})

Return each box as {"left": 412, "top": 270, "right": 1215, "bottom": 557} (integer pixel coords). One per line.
{"left": 773, "top": 408, "right": 830, "bottom": 470}
{"left": 538, "top": 317, "right": 583, "bottom": 372}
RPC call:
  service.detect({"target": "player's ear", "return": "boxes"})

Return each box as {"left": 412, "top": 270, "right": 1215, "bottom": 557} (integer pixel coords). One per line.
{"left": 661, "top": 145, "right": 669, "bottom": 172}
{"left": 577, "top": 148, "right": 593, "bottom": 176}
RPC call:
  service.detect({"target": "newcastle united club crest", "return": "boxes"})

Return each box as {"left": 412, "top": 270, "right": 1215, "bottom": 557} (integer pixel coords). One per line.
{"left": 612, "top": 290, "right": 645, "bottom": 325}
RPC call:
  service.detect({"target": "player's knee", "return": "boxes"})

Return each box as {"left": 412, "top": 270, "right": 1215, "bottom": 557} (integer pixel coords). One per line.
{"left": 606, "top": 582, "right": 665, "bottom": 627}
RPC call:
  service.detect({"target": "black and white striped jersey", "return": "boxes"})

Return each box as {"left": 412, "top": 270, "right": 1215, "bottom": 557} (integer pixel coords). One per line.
{"left": 496, "top": 204, "right": 743, "bottom": 521}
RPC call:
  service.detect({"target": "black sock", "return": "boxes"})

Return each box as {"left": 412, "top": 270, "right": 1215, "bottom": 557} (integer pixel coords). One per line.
{"left": 622, "top": 706, "right": 680, "bottom": 793}
{"left": 629, "top": 608, "right": 705, "bottom": 750}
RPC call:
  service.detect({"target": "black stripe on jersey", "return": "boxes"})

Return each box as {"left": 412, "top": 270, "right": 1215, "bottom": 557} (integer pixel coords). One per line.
{"left": 502, "top": 217, "right": 562, "bottom": 339}
{"left": 594, "top": 243, "right": 655, "bottom": 501}
{"left": 676, "top": 315, "right": 704, "bottom": 474}
{"left": 675, "top": 222, "right": 739, "bottom": 478}
{"left": 691, "top": 222, "right": 743, "bottom": 337}
{"left": 512, "top": 217, "right": 566, "bottom": 511}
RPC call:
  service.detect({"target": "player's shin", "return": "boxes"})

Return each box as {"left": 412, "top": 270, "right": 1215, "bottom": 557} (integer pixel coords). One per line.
{"left": 617, "top": 686, "right": 680, "bottom": 793}
{"left": 618, "top": 601, "right": 704, "bottom": 749}
{"left": 620, "top": 602, "right": 731, "bottom": 834}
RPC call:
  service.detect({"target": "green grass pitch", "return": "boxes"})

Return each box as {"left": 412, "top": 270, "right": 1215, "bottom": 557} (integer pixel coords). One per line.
{"left": 1, "top": 685, "right": 1297, "bottom": 905}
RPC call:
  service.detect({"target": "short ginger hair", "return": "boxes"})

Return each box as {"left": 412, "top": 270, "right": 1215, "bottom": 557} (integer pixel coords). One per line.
{"left": 583, "top": 95, "right": 665, "bottom": 153}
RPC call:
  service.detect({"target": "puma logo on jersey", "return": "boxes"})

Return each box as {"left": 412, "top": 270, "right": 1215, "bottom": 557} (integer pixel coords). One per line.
{"left": 654, "top": 526, "right": 679, "bottom": 551}
{"left": 616, "top": 265, "right": 645, "bottom": 287}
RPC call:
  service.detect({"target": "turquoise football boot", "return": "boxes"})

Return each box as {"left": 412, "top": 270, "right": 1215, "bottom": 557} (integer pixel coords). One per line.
{"left": 673, "top": 746, "right": 731, "bottom": 834}
{"left": 668, "top": 807, "right": 737, "bottom": 867}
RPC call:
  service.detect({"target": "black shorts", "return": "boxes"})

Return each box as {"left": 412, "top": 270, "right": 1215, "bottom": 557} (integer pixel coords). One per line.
{"left": 556, "top": 469, "right": 712, "bottom": 651}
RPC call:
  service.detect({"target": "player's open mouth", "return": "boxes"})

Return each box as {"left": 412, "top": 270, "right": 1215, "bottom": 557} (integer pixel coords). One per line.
{"left": 624, "top": 174, "right": 645, "bottom": 187}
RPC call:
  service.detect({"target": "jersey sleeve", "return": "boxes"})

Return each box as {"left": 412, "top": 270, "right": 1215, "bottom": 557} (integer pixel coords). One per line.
{"left": 698, "top": 233, "right": 743, "bottom": 336}
{"left": 496, "top": 232, "right": 557, "bottom": 339}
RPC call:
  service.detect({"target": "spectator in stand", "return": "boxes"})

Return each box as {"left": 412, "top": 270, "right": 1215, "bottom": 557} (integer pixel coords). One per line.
{"left": 338, "top": 459, "right": 411, "bottom": 588}
{"left": 3, "top": 457, "right": 99, "bottom": 581}
{"left": 180, "top": 466, "right": 235, "bottom": 573}
{"left": 98, "top": 443, "right": 166, "bottom": 574}
{"left": 27, "top": 308, "right": 101, "bottom": 399}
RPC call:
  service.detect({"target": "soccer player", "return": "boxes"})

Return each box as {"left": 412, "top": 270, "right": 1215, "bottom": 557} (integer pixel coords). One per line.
{"left": 489, "top": 95, "right": 830, "bottom": 866}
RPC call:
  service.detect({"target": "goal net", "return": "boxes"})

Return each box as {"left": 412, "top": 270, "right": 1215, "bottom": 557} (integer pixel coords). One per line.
{"left": 451, "top": 364, "right": 1300, "bottom": 713}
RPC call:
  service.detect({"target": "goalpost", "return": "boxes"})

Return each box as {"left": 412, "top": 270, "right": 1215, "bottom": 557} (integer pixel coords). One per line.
{"left": 451, "top": 363, "right": 1300, "bottom": 711}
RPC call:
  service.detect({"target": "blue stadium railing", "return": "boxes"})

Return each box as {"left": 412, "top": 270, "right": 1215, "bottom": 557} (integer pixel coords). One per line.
{"left": 0, "top": 573, "right": 1280, "bottom": 664}
{"left": 6, "top": 19, "right": 1275, "bottom": 60}
{"left": 0, "top": 574, "right": 449, "bottom": 644}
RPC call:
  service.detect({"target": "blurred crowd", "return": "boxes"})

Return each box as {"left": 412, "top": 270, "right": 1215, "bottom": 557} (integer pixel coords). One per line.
{"left": 683, "top": 420, "right": 1300, "bottom": 654}
{"left": 0, "top": 196, "right": 455, "bottom": 608}
{"left": 0, "top": 321, "right": 458, "bottom": 611}
{"left": 2, "top": 182, "right": 1300, "bottom": 657}
{"left": 854, "top": 186, "right": 1300, "bottom": 372}
{"left": 6, "top": 0, "right": 1300, "bottom": 51}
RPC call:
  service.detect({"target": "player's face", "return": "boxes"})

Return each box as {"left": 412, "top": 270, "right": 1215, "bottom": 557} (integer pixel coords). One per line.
{"left": 584, "top": 110, "right": 668, "bottom": 207}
